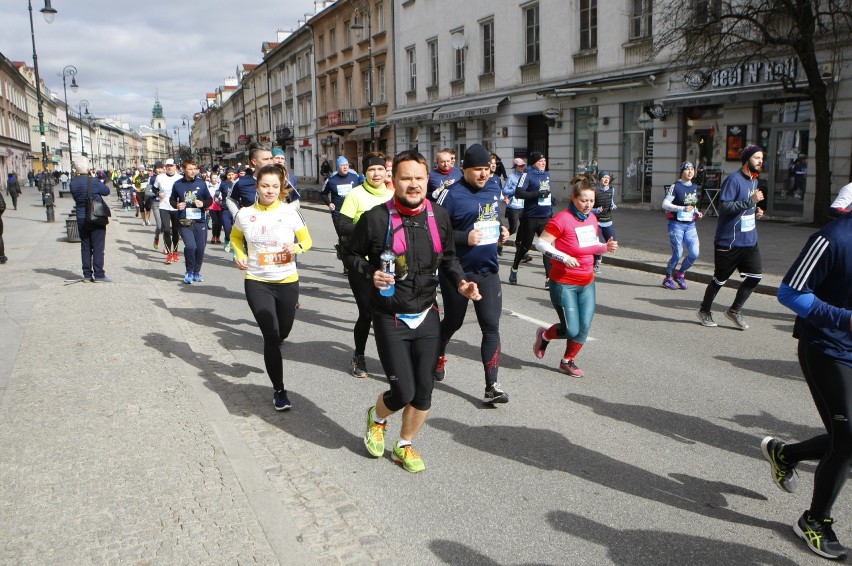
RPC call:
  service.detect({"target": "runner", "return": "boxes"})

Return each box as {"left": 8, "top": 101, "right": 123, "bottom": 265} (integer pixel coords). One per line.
{"left": 509, "top": 151, "right": 553, "bottom": 288}
{"left": 761, "top": 211, "right": 852, "bottom": 561}
{"left": 591, "top": 171, "right": 616, "bottom": 273}
{"left": 118, "top": 169, "right": 134, "bottom": 212}
{"left": 342, "top": 150, "right": 480, "bottom": 473}
{"left": 230, "top": 164, "right": 312, "bottom": 411}
{"left": 697, "top": 145, "right": 765, "bottom": 329}
{"left": 661, "top": 162, "right": 703, "bottom": 289}
{"left": 170, "top": 160, "right": 212, "bottom": 284}
{"left": 227, "top": 143, "right": 273, "bottom": 219}
{"left": 435, "top": 143, "right": 510, "bottom": 403}
{"left": 427, "top": 148, "right": 462, "bottom": 202}
{"left": 532, "top": 175, "right": 618, "bottom": 377}
{"left": 321, "top": 155, "right": 360, "bottom": 238}
{"left": 155, "top": 159, "right": 182, "bottom": 264}
{"left": 146, "top": 162, "right": 165, "bottom": 251}
{"left": 338, "top": 152, "right": 394, "bottom": 378}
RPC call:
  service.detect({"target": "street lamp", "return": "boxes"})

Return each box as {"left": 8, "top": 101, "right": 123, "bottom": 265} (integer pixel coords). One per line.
{"left": 77, "top": 99, "right": 89, "bottom": 155}
{"left": 28, "top": 0, "right": 59, "bottom": 222}
{"left": 201, "top": 99, "right": 214, "bottom": 169}
{"left": 174, "top": 127, "right": 181, "bottom": 157}
{"left": 58, "top": 65, "right": 79, "bottom": 172}
{"left": 181, "top": 114, "right": 191, "bottom": 158}
{"left": 350, "top": 0, "right": 375, "bottom": 152}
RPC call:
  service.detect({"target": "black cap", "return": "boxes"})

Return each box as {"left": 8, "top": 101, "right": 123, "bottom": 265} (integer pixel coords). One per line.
{"left": 153, "top": 161, "right": 165, "bottom": 168}
{"left": 528, "top": 151, "right": 544, "bottom": 165}
{"left": 740, "top": 145, "right": 763, "bottom": 164}
{"left": 463, "top": 144, "right": 491, "bottom": 169}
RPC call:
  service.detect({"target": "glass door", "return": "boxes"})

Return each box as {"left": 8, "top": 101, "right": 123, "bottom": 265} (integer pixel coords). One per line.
{"left": 766, "top": 127, "right": 808, "bottom": 216}
{"left": 622, "top": 131, "right": 645, "bottom": 202}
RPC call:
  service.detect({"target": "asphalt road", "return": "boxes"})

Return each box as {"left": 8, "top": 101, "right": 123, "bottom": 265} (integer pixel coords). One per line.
{"left": 2, "top": 192, "right": 841, "bottom": 565}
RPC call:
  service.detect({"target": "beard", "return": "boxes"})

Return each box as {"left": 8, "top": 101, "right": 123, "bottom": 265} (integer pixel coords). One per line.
{"left": 396, "top": 192, "right": 424, "bottom": 209}
{"left": 747, "top": 162, "right": 762, "bottom": 174}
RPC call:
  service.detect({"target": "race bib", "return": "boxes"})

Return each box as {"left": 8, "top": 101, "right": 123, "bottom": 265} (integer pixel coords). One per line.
{"left": 538, "top": 195, "right": 552, "bottom": 206}
{"left": 740, "top": 213, "right": 756, "bottom": 232}
{"left": 474, "top": 220, "right": 500, "bottom": 246}
{"left": 337, "top": 183, "right": 352, "bottom": 197}
{"left": 676, "top": 209, "right": 694, "bottom": 222}
{"left": 575, "top": 224, "right": 599, "bottom": 247}
{"left": 258, "top": 250, "right": 293, "bottom": 266}
{"left": 185, "top": 208, "right": 202, "bottom": 220}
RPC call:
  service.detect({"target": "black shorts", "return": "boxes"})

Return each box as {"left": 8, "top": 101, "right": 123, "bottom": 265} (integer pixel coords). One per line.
{"left": 712, "top": 245, "right": 762, "bottom": 282}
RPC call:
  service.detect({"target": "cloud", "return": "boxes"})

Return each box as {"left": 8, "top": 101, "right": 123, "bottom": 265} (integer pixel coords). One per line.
{"left": 1, "top": 0, "right": 319, "bottom": 132}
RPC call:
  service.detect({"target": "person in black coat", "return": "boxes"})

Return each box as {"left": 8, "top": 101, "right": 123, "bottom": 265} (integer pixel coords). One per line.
{"left": 0, "top": 189, "right": 7, "bottom": 264}
{"left": 69, "top": 156, "right": 112, "bottom": 282}
{"left": 6, "top": 173, "right": 21, "bottom": 210}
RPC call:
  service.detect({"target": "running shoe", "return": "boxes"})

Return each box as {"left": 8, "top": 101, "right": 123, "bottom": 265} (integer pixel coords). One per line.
{"left": 593, "top": 260, "right": 601, "bottom": 274}
{"left": 760, "top": 436, "right": 798, "bottom": 493}
{"left": 153, "top": 237, "right": 160, "bottom": 250}
{"left": 174, "top": 251, "right": 180, "bottom": 262}
{"left": 508, "top": 269, "right": 518, "bottom": 285}
{"left": 522, "top": 254, "right": 533, "bottom": 264}
{"left": 434, "top": 356, "right": 447, "bottom": 381}
{"left": 696, "top": 310, "right": 718, "bottom": 327}
{"left": 725, "top": 308, "right": 749, "bottom": 330}
{"left": 165, "top": 252, "right": 172, "bottom": 264}
{"left": 183, "top": 272, "right": 193, "bottom": 285}
{"left": 192, "top": 272, "right": 203, "bottom": 283}
{"left": 662, "top": 276, "right": 677, "bottom": 290}
{"left": 544, "top": 278, "right": 550, "bottom": 290}
{"left": 273, "top": 389, "right": 292, "bottom": 411}
{"left": 351, "top": 354, "right": 368, "bottom": 378}
{"left": 794, "top": 511, "right": 847, "bottom": 560}
{"left": 533, "top": 327, "right": 549, "bottom": 359}
{"left": 93, "top": 276, "right": 113, "bottom": 283}
{"left": 559, "top": 359, "right": 585, "bottom": 377}
{"left": 364, "top": 406, "right": 386, "bottom": 457}
{"left": 483, "top": 383, "right": 509, "bottom": 404}
{"left": 674, "top": 271, "right": 688, "bottom": 290}
{"left": 224, "top": 242, "right": 231, "bottom": 253}
{"left": 392, "top": 443, "right": 425, "bottom": 473}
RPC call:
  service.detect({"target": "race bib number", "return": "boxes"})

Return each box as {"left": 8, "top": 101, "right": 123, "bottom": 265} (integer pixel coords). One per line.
{"left": 538, "top": 195, "right": 552, "bottom": 206}
{"left": 258, "top": 250, "right": 293, "bottom": 266}
{"left": 575, "top": 224, "right": 599, "bottom": 248}
{"left": 474, "top": 220, "right": 500, "bottom": 246}
{"left": 676, "top": 209, "right": 694, "bottom": 222}
{"left": 740, "top": 213, "right": 756, "bottom": 232}
{"left": 185, "top": 208, "right": 202, "bottom": 220}
{"left": 337, "top": 183, "right": 352, "bottom": 197}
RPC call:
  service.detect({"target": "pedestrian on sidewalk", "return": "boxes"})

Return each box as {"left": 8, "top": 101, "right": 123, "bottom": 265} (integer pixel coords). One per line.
{"left": 337, "top": 152, "right": 394, "bottom": 378}
{"left": 170, "top": 160, "right": 212, "bottom": 284}
{"left": 662, "top": 162, "right": 703, "bottom": 290}
{"left": 69, "top": 156, "right": 111, "bottom": 282}
{"left": 343, "top": 150, "right": 480, "bottom": 473}
{"left": 532, "top": 174, "right": 618, "bottom": 377}
{"left": 760, "top": 211, "right": 852, "bottom": 561}
{"left": 230, "top": 164, "right": 313, "bottom": 412}
{"left": 696, "top": 145, "right": 765, "bottom": 330}
{"left": 6, "top": 173, "right": 21, "bottom": 210}
{"left": 0, "top": 188, "right": 6, "bottom": 264}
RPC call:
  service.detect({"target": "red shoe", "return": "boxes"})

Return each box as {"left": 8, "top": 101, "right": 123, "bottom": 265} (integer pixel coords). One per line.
{"left": 165, "top": 252, "right": 172, "bottom": 264}
{"left": 174, "top": 251, "right": 180, "bottom": 262}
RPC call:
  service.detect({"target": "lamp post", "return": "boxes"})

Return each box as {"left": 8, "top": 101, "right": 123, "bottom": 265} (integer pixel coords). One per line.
{"left": 28, "top": 0, "right": 59, "bottom": 222}
{"left": 58, "top": 65, "right": 78, "bottom": 173}
{"left": 77, "top": 99, "right": 89, "bottom": 155}
{"left": 201, "top": 99, "right": 214, "bottom": 169}
{"left": 350, "top": 0, "right": 375, "bottom": 152}
{"left": 181, "top": 114, "right": 191, "bottom": 159}
{"left": 174, "top": 127, "right": 181, "bottom": 158}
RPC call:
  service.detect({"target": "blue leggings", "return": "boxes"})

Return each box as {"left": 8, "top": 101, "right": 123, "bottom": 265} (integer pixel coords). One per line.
{"left": 666, "top": 220, "right": 700, "bottom": 275}
{"left": 548, "top": 280, "right": 596, "bottom": 344}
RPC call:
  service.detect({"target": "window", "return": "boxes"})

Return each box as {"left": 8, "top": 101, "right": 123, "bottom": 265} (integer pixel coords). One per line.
{"left": 329, "top": 28, "right": 337, "bottom": 52}
{"left": 524, "top": 4, "right": 540, "bottom": 64}
{"left": 428, "top": 39, "right": 439, "bottom": 87}
{"left": 319, "top": 85, "right": 326, "bottom": 115}
{"left": 454, "top": 44, "right": 465, "bottom": 81}
{"left": 377, "top": 65, "right": 386, "bottom": 103}
{"left": 375, "top": 2, "right": 385, "bottom": 33}
{"left": 362, "top": 69, "right": 372, "bottom": 105}
{"left": 345, "top": 75, "right": 353, "bottom": 108}
{"left": 694, "top": 0, "right": 721, "bottom": 24}
{"left": 344, "top": 20, "right": 352, "bottom": 48}
{"left": 481, "top": 19, "right": 494, "bottom": 74}
{"left": 406, "top": 47, "right": 417, "bottom": 93}
{"left": 318, "top": 34, "right": 324, "bottom": 58}
{"left": 330, "top": 79, "right": 338, "bottom": 109}
{"left": 629, "top": 0, "right": 651, "bottom": 39}
{"left": 580, "top": 0, "right": 597, "bottom": 50}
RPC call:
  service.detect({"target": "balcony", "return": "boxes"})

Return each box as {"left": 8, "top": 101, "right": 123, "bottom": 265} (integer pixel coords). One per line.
{"left": 325, "top": 108, "right": 359, "bottom": 127}
{"left": 276, "top": 125, "right": 294, "bottom": 141}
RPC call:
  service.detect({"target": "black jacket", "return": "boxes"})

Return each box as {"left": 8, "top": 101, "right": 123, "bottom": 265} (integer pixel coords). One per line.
{"left": 342, "top": 202, "right": 465, "bottom": 315}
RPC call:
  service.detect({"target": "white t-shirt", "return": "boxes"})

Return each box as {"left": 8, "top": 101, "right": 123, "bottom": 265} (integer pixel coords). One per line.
{"left": 154, "top": 173, "right": 180, "bottom": 211}
{"left": 831, "top": 182, "right": 852, "bottom": 211}
{"left": 233, "top": 201, "right": 308, "bottom": 281}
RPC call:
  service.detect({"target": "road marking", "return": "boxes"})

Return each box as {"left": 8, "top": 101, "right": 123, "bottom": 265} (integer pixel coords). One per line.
{"left": 503, "top": 309, "right": 597, "bottom": 341}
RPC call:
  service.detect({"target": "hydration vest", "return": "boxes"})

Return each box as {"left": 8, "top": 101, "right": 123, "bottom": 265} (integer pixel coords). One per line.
{"left": 385, "top": 199, "right": 443, "bottom": 255}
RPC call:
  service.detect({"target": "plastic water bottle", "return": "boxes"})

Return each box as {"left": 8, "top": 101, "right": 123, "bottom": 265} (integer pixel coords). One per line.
{"left": 379, "top": 249, "right": 396, "bottom": 297}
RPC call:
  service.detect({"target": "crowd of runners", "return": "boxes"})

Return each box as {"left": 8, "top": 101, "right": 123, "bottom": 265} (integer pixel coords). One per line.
{"left": 60, "top": 141, "right": 851, "bottom": 561}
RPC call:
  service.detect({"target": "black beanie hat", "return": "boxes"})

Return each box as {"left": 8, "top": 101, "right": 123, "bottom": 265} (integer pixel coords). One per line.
{"left": 740, "top": 145, "right": 763, "bottom": 164}
{"left": 528, "top": 151, "right": 544, "bottom": 165}
{"left": 463, "top": 144, "right": 491, "bottom": 169}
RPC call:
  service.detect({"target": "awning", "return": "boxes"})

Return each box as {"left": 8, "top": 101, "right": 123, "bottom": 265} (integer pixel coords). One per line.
{"left": 387, "top": 107, "right": 439, "bottom": 125}
{"left": 433, "top": 96, "right": 508, "bottom": 121}
{"left": 348, "top": 125, "right": 388, "bottom": 141}
{"left": 660, "top": 84, "right": 798, "bottom": 108}
{"left": 222, "top": 151, "right": 244, "bottom": 160}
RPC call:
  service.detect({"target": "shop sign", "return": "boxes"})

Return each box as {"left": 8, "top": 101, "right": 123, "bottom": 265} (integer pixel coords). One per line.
{"left": 636, "top": 115, "right": 654, "bottom": 130}
{"left": 543, "top": 108, "right": 561, "bottom": 120}
{"left": 685, "top": 57, "right": 798, "bottom": 90}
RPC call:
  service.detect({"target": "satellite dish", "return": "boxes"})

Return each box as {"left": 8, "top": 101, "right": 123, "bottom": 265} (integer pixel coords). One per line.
{"left": 450, "top": 32, "right": 467, "bottom": 50}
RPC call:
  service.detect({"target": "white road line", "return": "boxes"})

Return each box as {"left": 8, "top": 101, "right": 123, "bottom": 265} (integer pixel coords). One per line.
{"left": 503, "top": 309, "right": 597, "bottom": 341}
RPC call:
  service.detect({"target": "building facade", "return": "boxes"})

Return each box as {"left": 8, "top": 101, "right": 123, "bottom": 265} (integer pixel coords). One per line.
{"left": 0, "top": 54, "right": 32, "bottom": 182}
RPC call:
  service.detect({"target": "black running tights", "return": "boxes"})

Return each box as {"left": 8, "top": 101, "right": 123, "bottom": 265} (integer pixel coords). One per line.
{"left": 347, "top": 270, "right": 373, "bottom": 355}
{"left": 160, "top": 209, "right": 181, "bottom": 253}
{"left": 245, "top": 279, "right": 299, "bottom": 391}
{"left": 783, "top": 341, "right": 852, "bottom": 518}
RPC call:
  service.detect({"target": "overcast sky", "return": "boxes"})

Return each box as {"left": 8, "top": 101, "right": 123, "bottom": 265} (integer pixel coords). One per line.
{"left": 1, "top": 0, "right": 319, "bottom": 140}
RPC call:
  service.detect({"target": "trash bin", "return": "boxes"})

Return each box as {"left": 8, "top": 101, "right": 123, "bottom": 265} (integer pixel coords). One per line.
{"left": 66, "top": 217, "right": 80, "bottom": 242}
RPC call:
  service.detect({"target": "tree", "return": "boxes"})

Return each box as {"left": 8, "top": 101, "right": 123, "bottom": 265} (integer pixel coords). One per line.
{"left": 652, "top": 0, "right": 852, "bottom": 224}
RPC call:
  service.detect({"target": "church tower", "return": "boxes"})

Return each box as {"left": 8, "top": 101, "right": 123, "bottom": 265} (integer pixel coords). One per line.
{"left": 151, "top": 93, "right": 166, "bottom": 131}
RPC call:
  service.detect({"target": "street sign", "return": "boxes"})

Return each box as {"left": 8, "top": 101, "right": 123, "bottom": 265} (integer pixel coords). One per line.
{"left": 31, "top": 125, "right": 45, "bottom": 133}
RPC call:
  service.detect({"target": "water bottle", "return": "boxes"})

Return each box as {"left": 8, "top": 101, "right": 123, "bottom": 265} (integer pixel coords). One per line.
{"left": 379, "top": 249, "right": 396, "bottom": 297}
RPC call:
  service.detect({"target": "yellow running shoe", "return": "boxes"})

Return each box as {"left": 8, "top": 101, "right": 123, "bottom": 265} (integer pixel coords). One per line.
{"left": 364, "top": 406, "right": 386, "bottom": 457}
{"left": 392, "top": 443, "right": 425, "bottom": 473}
